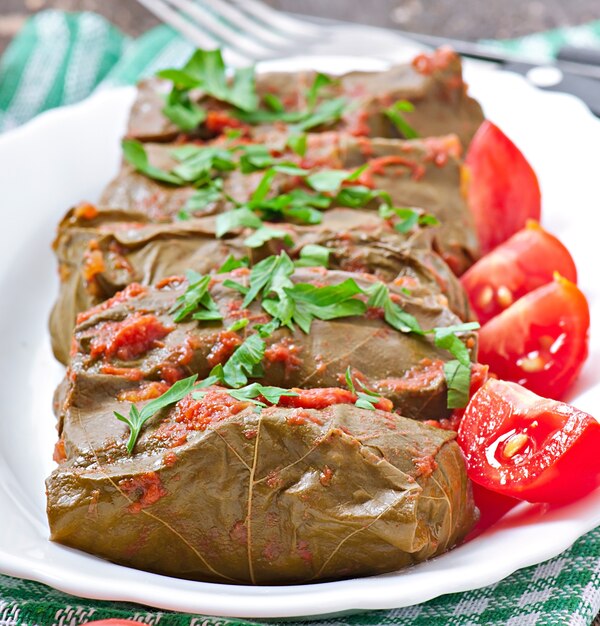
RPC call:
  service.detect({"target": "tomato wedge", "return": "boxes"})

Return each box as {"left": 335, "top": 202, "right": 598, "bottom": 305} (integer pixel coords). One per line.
{"left": 461, "top": 221, "right": 577, "bottom": 325}
{"left": 478, "top": 274, "right": 589, "bottom": 400}
{"left": 466, "top": 121, "right": 541, "bottom": 253}
{"left": 458, "top": 379, "right": 600, "bottom": 504}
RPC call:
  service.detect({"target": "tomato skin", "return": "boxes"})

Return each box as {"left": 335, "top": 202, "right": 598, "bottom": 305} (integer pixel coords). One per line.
{"left": 466, "top": 121, "right": 541, "bottom": 253}
{"left": 478, "top": 274, "right": 589, "bottom": 400}
{"left": 457, "top": 379, "right": 600, "bottom": 504}
{"left": 468, "top": 483, "right": 519, "bottom": 536}
{"left": 461, "top": 221, "right": 577, "bottom": 325}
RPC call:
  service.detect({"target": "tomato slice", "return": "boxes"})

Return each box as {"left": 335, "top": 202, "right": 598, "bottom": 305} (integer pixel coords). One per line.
{"left": 478, "top": 274, "right": 589, "bottom": 400}
{"left": 461, "top": 221, "right": 578, "bottom": 325}
{"left": 465, "top": 121, "right": 541, "bottom": 253}
{"left": 468, "top": 483, "right": 519, "bottom": 536}
{"left": 458, "top": 379, "right": 600, "bottom": 503}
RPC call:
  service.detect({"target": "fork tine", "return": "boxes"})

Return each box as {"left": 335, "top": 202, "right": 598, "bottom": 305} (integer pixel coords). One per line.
{"left": 164, "top": 0, "right": 283, "bottom": 59}
{"left": 136, "top": 0, "right": 248, "bottom": 66}
{"left": 229, "top": 0, "right": 324, "bottom": 39}
{"left": 201, "top": 0, "right": 300, "bottom": 50}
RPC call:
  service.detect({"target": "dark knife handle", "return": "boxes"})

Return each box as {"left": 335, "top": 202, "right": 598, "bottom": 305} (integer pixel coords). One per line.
{"left": 503, "top": 61, "right": 600, "bottom": 117}
{"left": 557, "top": 45, "right": 600, "bottom": 68}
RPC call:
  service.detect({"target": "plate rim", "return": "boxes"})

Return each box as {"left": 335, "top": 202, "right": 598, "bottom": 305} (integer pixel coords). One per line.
{"left": 0, "top": 56, "right": 599, "bottom": 619}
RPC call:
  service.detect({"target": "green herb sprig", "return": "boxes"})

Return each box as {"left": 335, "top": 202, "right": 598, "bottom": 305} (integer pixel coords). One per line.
{"left": 114, "top": 375, "right": 199, "bottom": 453}
{"left": 385, "top": 99, "right": 419, "bottom": 139}
{"left": 344, "top": 368, "right": 384, "bottom": 411}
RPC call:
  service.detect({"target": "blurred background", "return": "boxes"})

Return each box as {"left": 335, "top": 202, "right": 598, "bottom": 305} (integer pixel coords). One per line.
{"left": 1, "top": 0, "right": 599, "bottom": 52}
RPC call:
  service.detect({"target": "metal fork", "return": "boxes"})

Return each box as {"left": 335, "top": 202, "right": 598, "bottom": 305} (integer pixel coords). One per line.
{"left": 135, "top": 0, "right": 326, "bottom": 65}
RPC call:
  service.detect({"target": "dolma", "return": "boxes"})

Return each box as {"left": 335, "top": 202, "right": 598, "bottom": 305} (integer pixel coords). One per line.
{"left": 101, "top": 133, "right": 480, "bottom": 274}
{"left": 50, "top": 205, "right": 471, "bottom": 364}
{"left": 128, "top": 47, "right": 483, "bottom": 149}
{"left": 66, "top": 267, "right": 476, "bottom": 420}
{"left": 47, "top": 383, "right": 477, "bottom": 584}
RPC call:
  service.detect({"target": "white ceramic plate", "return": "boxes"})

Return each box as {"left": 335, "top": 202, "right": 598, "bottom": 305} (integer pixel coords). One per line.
{"left": 0, "top": 53, "right": 599, "bottom": 620}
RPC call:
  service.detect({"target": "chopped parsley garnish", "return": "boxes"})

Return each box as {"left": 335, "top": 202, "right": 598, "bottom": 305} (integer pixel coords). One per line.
{"left": 122, "top": 139, "right": 183, "bottom": 185}
{"left": 227, "top": 318, "right": 249, "bottom": 332}
{"left": 157, "top": 51, "right": 345, "bottom": 133}
{"left": 211, "top": 334, "right": 266, "bottom": 388}
{"left": 294, "top": 244, "right": 330, "bottom": 268}
{"left": 217, "top": 255, "right": 249, "bottom": 273}
{"left": 169, "top": 270, "right": 222, "bottom": 322}
{"left": 379, "top": 205, "right": 440, "bottom": 233}
{"left": 114, "top": 374, "right": 198, "bottom": 454}
{"left": 178, "top": 178, "right": 224, "bottom": 220}
{"left": 167, "top": 253, "right": 479, "bottom": 408}
{"left": 364, "top": 282, "right": 423, "bottom": 334}
{"left": 194, "top": 383, "right": 298, "bottom": 408}
{"left": 287, "top": 133, "right": 307, "bottom": 157}
{"left": 385, "top": 99, "right": 419, "bottom": 139}
{"left": 157, "top": 49, "right": 258, "bottom": 129}
{"left": 235, "top": 72, "right": 347, "bottom": 131}
{"left": 344, "top": 368, "right": 384, "bottom": 411}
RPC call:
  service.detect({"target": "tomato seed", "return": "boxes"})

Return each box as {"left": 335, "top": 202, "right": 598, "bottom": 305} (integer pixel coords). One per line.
{"left": 518, "top": 355, "right": 546, "bottom": 373}
{"left": 496, "top": 285, "right": 514, "bottom": 308}
{"left": 503, "top": 433, "right": 529, "bottom": 459}
{"left": 477, "top": 285, "right": 493, "bottom": 308}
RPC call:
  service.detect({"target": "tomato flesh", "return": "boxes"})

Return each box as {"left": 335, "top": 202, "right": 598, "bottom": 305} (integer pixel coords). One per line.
{"left": 461, "top": 221, "right": 577, "bottom": 325}
{"left": 478, "top": 274, "right": 589, "bottom": 400}
{"left": 466, "top": 121, "right": 541, "bottom": 253}
{"left": 458, "top": 379, "right": 600, "bottom": 503}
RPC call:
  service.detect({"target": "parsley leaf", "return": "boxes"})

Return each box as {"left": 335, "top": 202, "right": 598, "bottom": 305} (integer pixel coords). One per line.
{"left": 287, "top": 133, "right": 307, "bottom": 157}
{"left": 293, "top": 97, "right": 347, "bottom": 132}
{"left": 227, "top": 318, "right": 249, "bottom": 332}
{"left": 157, "top": 49, "right": 258, "bottom": 114}
{"left": 114, "top": 374, "right": 198, "bottom": 454}
{"left": 306, "top": 169, "right": 352, "bottom": 193}
{"left": 344, "top": 367, "right": 384, "bottom": 411}
{"left": 379, "top": 206, "right": 440, "bottom": 233}
{"left": 227, "top": 383, "right": 298, "bottom": 407}
{"left": 307, "top": 72, "right": 334, "bottom": 109}
{"left": 122, "top": 139, "right": 183, "bottom": 185}
{"left": 281, "top": 279, "right": 367, "bottom": 333}
{"left": 218, "top": 255, "right": 249, "bottom": 273}
{"left": 217, "top": 334, "right": 265, "bottom": 387}
{"left": 365, "top": 282, "right": 423, "bottom": 334}
{"left": 216, "top": 207, "right": 263, "bottom": 238}
{"left": 294, "top": 244, "right": 331, "bottom": 268}
{"left": 244, "top": 225, "right": 293, "bottom": 248}
{"left": 163, "top": 91, "right": 206, "bottom": 131}
{"left": 178, "top": 178, "right": 224, "bottom": 220}
{"left": 385, "top": 100, "right": 419, "bottom": 139}
{"left": 431, "top": 322, "right": 479, "bottom": 409}
{"left": 169, "top": 270, "right": 222, "bottom": 323}
{"left": 242, "top": 252, "right": 294, "bottom": 308}
{"left": 443, "top": 360, "right": 472, "bottom": 409}
{"left": 170, "top": 146, "right": 236, "bottom": 183}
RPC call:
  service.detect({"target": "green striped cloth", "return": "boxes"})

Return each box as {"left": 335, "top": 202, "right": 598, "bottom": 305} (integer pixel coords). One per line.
{"left": 2, "top": 10, "right": 600, "bottom": 625}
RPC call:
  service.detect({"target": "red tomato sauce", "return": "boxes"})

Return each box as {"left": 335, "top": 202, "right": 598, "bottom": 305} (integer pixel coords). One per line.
{"left": 119, "top": 472, "right": 167, "bottom": 514}
{"left": 278, "top": 387, "right": 393, "bottom": 412}
{"left": 174, "top": 390, "right": 250, "bottom": 431}
{"left": 77, "top": 283, "right": 147, "bottom": 324}
{"left": 90, "top": 314, "right": 173, "bottom": 361}
{"left": 207, "top": 330, "right": 242, "bottom": 367}
{"left": 264, "top": 338, "right": 302, "bottom": 373}
{"left": 375, "top": 359, "right": 445, "bottom": 393}
{"left": 412, "top": 46, "right": 456, "bottom": 75}
{"left": 357, "top": 155, "right": 424, "bottom": 188}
